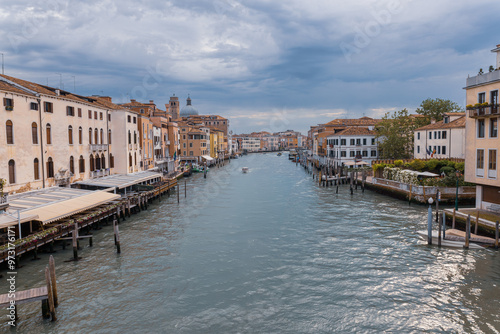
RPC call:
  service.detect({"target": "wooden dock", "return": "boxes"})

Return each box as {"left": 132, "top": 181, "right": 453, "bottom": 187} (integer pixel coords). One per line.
{"left": 0, "top": 255, "right": 58, "bottom": 322}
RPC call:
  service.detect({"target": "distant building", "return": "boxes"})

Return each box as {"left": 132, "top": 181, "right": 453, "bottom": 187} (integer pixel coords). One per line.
{"left": 464, "top": 44, "right": 500, "bottom": 211}
{"left": 326, "top": 127, "right": 379, "bottom": 167}
{"left": 413, "top": 113, "right": 465, "bottom": 159}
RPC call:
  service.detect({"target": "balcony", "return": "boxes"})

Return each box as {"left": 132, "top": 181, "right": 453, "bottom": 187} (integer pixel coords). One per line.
{"left": 89, "top": 144, "right": 107, "bottom": 152}
{"left": 90, "top": 169, "right": 110, "bottom": 179}
{"left": 468, "top": 105, "right": 500, "bottom": 118}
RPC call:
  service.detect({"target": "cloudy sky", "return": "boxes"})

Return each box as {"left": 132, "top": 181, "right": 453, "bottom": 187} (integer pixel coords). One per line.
{"left": 1, "top": 0, "right": 498, "bottom": 134}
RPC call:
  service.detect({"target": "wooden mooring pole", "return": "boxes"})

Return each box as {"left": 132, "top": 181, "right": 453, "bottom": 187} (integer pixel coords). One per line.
{"left": 495, "top": 221, "right": 499, "bottom": 250}
{"left": 113, "top": 219, "right": 121, "bottom": 254}
{"left": 44, "top": 267, "right": 56, "bottom": 321}
{"left": 452, "top": 208, "right": 456, "bottom": 229}
{"left": 49, "top": 255, "right": 58, "bottom": 307}
{"left": 464, "top": 214, "right": 470, "bottom": 249}
{"left": 72, "top": 224, "right": 78, "bottom": 261}
{"left": 438, "top": 211, "right": 442, "bottom": 247}
{"left": 185, "top": 179, "right": 187, "bottom": 198}
{"left": 475, "top": 210, "right": 480, "bottom": 235}
{"left": 427, "top": 204, "right": 432, "bottom": 245}
{"left": 177, "top": 183, "right": 180, "bottom": 203}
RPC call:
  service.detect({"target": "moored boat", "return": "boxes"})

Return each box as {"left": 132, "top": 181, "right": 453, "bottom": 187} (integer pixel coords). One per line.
{"left": 242, "top": 167, "right": 249, "bottom": 173}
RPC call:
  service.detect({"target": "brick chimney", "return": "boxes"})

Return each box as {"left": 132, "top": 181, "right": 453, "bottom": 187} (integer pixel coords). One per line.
{"left": 100, "top": 96, "right": 112, "bottom": 102}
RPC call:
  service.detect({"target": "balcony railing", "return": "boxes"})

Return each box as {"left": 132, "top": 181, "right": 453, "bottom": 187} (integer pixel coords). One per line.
{"left": 90, "top": 169, "right": 110, "bottom": 179}
{"left": 468, "top": 105, "right": 500, "bottom": 118}
{"left": 89, "top": 144, "right": 107, "bottom": 152}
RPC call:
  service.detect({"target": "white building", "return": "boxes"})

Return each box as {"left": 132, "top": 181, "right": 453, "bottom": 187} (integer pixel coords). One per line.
{"left": 414, "top": 113, "right": 466, "bottom": 159}
{"left": 240, "top": 137, "right": 261, "bottom": 152}
{"left": 326, "top": 127, "right": 379, "bottom": 167}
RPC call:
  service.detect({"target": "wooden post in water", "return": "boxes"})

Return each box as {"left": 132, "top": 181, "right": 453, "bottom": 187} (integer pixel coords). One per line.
{"left": 452, "top": 208, "right": 456, "bottom": 229}
{"left": 114, "top": 219, "right": 121, "bottom": 254}
{"left": 495, "top": 221, "right": 499, "bottom": 250}
{"left": 45, "top": 267, "right": 56, "bottom": 321}
{"left": 442, "top": 211, "right": 446, "bottom": 240}
{"left": 464, "top": 214, "right": 470, "bottom": 249}
{"left": 435, "top": 189, "right": 439, "bottom": 223}
{"left": 177, "top": 183, "right": 180, "bottom": 203}
{"left": 350, "top": 172, "right": 353, "bottom": 195}
{"left": 475, "top": 210, "right": 479, "bottom": 235}
{"left": 438, "top": 211, "right": 442, "bottom": 247}
{"left": 318, "top": 170, "right": 322, "bottom": 187}
{"left": 72, "top": 224, "right": 78, "bottom": 261}
{"left": 185, "top": 179, "right": 187, "bottom": 198}
{"left": 49, "top": 255, "right": 58, "bottom": 307}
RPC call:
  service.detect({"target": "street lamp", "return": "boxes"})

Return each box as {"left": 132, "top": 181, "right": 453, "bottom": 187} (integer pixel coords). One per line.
{"left": 455, "top": 170, "right": 460, "bottom": 210}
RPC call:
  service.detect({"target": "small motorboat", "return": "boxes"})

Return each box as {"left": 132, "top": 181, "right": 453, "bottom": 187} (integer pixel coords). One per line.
{"left": 242, "top": 167, "right": 249, "bottom": 173}
{"left": 277, "top": 152, "right": 282, "bottom": 156}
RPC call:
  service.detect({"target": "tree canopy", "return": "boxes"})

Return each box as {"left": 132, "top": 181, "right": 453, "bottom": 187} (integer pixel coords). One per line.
{"left": 415, "top": 98, "right": 463, "bottom": 122}
{"left": 375, "top": 109, "right": 426, "bottom": 159}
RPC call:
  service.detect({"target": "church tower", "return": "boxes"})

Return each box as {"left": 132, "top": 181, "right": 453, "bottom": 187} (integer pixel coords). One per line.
{"left": 168, "top": 94, "right": 180, "bottom": 120}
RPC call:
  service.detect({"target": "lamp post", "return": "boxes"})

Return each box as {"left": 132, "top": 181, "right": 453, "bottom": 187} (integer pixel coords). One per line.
{"left": 427, "top": 197, "right": 434, "bottom": 245}
{"left": 455, "top": 170, "right": 460, "bottom": 211}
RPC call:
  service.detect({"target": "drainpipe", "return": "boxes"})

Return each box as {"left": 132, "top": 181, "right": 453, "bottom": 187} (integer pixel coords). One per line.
{"left": 38, "top": 97, "right": 45, "bottom": 188}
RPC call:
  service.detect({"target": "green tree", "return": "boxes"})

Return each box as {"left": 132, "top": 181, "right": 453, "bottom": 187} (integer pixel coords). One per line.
{"left": 376, "top": 109, "right": 425, "bottom": 159}
{"left": 415, "top": 98, "right": 463, "bottom": 122}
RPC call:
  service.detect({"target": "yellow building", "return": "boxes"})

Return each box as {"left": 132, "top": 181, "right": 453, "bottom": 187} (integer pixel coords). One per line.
{"left": 464, "top": 44, "right": 500, "bottom": 211}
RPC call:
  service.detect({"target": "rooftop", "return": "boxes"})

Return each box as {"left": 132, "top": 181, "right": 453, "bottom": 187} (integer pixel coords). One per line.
{"left": 415, "top": 115, "right": 466, "bottom": 131}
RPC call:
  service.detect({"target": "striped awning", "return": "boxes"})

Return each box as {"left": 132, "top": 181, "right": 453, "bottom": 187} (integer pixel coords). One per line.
{"left": 21, "top": 191, "right": 120, "bottom": 225}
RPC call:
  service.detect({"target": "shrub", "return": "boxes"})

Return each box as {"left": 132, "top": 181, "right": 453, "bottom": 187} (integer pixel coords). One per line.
{"left": 409, "top": 159, "right": 426, "bottom": 171}
{"left": 372, "top": 163, "right": 385, "bottom": 172}
{"left": 440, "top": 166, "right": 455, "bottom": 176}
{"left": 455, "top": 162, "right": 465, "bottom": 172}
{"left": 394, "top": 160, "right": 403, "bottom": 167}
{"left": 446, "top": 161, "right": 456, "bottom": 169}
{"left": 425, "top": 159, "right": 440, "bottom": 172}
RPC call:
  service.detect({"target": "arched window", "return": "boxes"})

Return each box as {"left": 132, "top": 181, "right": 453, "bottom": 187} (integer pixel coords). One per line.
{"left": 46, "top": 124, "right": 52, "bottom": 144}
{"left": 94, "top": 128, "right": 98, "bottom": 145}
{"left": 134, "top": 152, "right": 137, "bottom": 166}
{"left": 100, "top": 129, "right": 103, "bottom": 144}
{"left": 68, "top": 126, "right": 73, "bottom": 145}
{"left": 79, "top": 127, "right": 83, "bottom": 144}
{"left": 69, "top": 156, "right": 74, "bottom": 174}
{"left": 96, "top": 155, "right": 101, "bottom": 170}
{"left": 89, "top": 128, "right": 92, "bottom": 144}
{"left": 32, "top": 122, "right": 38, "bottom": 144}
{"left": 128, "top": 130, "right": 131, "bottom": 144}
{"left": 110, "top": 154, "right": 115, "bottom": 168}
{"left": 101, "top": 153, "right": 106, "bottom": 169}
{"left": 47, "top": 157, "right": 54, "bottom": 178}
{"left": 6, "top": 120, "right": 13, "bottom": 144}
{"left": 34, "top": 158, "right": 40, "bottom": 180}
{"left": 79, "top": 155, "right": 85, "bottom": 173}
{"left": 129, "top": 153, "right": 132, "bottom": 167}
{"left": 89, "top": 154, "right": 94, "bottom": 172}
{"left": 108, "top": 130, "right": 112, "bottom": 145}
{"left": 134, "top": 131, "right": 137, "bottom": 144}
{"left": 8, "top": 159, "right": 15, "bottom": 184}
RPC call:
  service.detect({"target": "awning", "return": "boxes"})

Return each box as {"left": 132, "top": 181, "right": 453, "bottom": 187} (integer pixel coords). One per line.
{"left": 202, "top": 155, "right": 214, "bottom": 161}
{"left": 22, "top": 191, "right": 120, "bottom": 225}
{"left": 0, "top": 212, "right": 39, "bottom": 229}
{"left": 344, "top": 161, "right": 369, "bottom": 166}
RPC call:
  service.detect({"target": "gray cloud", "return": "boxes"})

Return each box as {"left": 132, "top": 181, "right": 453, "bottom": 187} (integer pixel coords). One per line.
{"left": 0, "top": 0, "right": 498, "bottom": 134}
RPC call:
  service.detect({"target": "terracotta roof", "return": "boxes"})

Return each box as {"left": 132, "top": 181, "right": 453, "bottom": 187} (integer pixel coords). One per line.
{"left": 332, "top": 127, "right": 376, "bottom": 136}
{"left": 0, "top": 79, "right": 32, "bottom": 96}
{"left": 444, "top": 112, "right": 465, "bottom": 116}
{"left": 325, "top": 117, "right": 381, "bottom": 127}
{"left": 415, "top": 116, "right": 466, "bottom": 131}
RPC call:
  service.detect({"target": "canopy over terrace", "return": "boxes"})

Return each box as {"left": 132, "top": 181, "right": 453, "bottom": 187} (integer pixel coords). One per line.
{"left": 1, "top": 187, "right": 120, "bottom": 227}
{"left": 343, "top": 161, "right": 370, "bottom": 166}
{"left": 73, "top": 171, "right": 163, "bottom": 190}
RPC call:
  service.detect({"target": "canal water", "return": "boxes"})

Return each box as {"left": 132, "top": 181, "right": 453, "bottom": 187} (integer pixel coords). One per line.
{"left": 3, "top": 153, "right": 500, "bottom": 333}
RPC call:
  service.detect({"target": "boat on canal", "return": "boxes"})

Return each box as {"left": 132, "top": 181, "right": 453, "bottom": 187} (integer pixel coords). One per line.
{"left": 242, "top": 167, "right": 249, "bottom": 173}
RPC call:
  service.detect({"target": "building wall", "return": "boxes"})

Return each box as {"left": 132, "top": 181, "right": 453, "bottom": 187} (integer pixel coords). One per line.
{"left": 464, "top": 77, "right": 500, "bottom": 210}
{"left": 0, "top": 91, "right": 112, "bottom": 193}
{"left": 414, "top": 128, "right": 465, "bottom": 159}
{"left": 327, "top": 134, "right": 378, "bottom": 166}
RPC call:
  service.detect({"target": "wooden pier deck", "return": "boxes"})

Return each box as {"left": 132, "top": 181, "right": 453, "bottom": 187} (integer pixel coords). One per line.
{"left": 0, "top": 287, "right": 48, "bottom": 307}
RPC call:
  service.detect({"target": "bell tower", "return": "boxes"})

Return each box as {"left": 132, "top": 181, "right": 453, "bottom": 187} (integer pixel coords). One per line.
{"left": 168, "top": 94, "right": 180, "bottom": 120}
